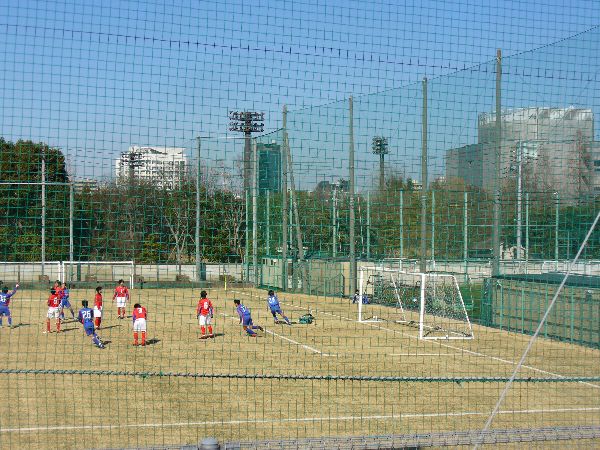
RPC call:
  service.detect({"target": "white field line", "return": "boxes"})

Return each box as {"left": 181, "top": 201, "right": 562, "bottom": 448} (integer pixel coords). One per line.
{"left": 229, "top": 289, "right": 600, "bottom": 390}
{"left": 3, "top": 407, "right": 599, "bottom": 433}
{"left": 388, "top": 353, "right": 459, "bottom": 357}
{"left": 220, "top": 312, "right": 325, "bottom": 355}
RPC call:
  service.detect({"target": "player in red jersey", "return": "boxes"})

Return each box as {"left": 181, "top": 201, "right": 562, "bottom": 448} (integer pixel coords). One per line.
{"left": 196, "top": 290, "right": 214, "bottom": 339}
{"left": 132, "top": 303, "right": 147, "bottom": 346}
{"left": 113, "top": 279, "right": 129, "bottom": 319}
{"left": 45, "top": 288, "right": 62, "bottom": 333}
{"left": 94, "top": 286, "right": 103, "bottom": 330}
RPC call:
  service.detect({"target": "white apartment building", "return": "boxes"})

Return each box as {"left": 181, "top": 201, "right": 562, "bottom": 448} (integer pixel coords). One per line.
{"left": 115, "top": 146, "right": 187, "bottom": 189}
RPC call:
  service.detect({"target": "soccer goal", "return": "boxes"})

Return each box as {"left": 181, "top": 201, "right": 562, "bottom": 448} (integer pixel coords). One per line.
{"left": 358, "top": 267, "right": 474, "bottom": 340}
{"left": 61, "top": 261, "right": 135, "bottom": 287}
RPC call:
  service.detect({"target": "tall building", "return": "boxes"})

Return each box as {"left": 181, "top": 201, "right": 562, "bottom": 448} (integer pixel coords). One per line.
{"left": 447, "top": 107, "right": 594, "bottom": 200}
{"left": 115, "top": 146, "right": 187, "bottom": 189}
{"left": 257, "top": 142, "right": 281, "bottom": 193}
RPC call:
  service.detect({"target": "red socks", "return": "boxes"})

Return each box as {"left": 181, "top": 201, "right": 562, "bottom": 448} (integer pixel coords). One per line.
{"left": 133, "top": 332, "right": 146, "bottom": 346}
{"left": 95, "top": 317, "right": 101, "bottom": 329}
{"left": 208, "top": 325, "right": 213, "bottom": 336}
{"left": 46, "top": 320, "right": 51, "bottom": 333}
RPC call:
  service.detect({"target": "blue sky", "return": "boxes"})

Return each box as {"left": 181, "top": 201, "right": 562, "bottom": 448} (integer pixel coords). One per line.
{"left": 0, "top": 0, "right": 599, "bottom": 184}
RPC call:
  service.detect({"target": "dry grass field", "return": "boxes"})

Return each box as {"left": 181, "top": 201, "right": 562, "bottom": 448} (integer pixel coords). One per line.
{"left": 0, "top": 285, "right": 598, "bottom": 449}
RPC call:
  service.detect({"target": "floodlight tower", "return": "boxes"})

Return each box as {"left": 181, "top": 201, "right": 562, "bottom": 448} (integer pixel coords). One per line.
{"left": 229, "top": 111, "right": 264, "bottom": 189}
{"left": 372, "top": 136, "right": 389, "bottom": 190}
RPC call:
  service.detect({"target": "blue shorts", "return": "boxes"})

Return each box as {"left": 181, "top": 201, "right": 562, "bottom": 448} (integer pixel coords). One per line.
{"left": 0, "top": 305, "right": 10, "bottom": 316}
{"left": 270, "top": 307, "right": 282, "bottom": 315}
{"left": 61, "top": 299, "right": 71, "bottom": 308}
{"left": 242, "top": 315, "right": 253, "bottom": 327}
{"left": 83, "top": 323, "right": 95, "bottom": 336}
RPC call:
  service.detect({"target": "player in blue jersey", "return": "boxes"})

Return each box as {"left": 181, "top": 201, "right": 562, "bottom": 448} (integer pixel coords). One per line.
{"left": 0, "top": 284, "right": 19, "bottom": 328}
{"left": 78, "top": 300, "right": 105, "bottom": 348}
{"left": 233, "top": 299, "right": 263, "bottom": 337}
{"left": 59, "top": 282, "right": 76, "bottom": 320}
{"left": 266, "top": 290, "right": 290, "bottom": 325}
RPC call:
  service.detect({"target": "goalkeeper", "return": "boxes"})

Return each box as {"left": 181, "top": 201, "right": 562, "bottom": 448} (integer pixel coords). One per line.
{"left": 266, "top": 290, "right": 290, "bottom": 325}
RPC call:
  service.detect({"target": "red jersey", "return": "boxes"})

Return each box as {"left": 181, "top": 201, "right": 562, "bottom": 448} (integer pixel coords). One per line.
{"left": 47, "top": 294, "right": 61, "bottom": 308}
{"left": 196, "top": 298, "right": 213, "bottom": 317}
{"left": 55, "top": 286, "right": 64, "bottom": 299}
{"left": 114, "top": 285, "right": 129, "bottom": 299}
{"left": 132, "top": 305, "right": 147, "bottom": 321}
{"left": 94, "top": 293, "right": 103, "bottom": 309}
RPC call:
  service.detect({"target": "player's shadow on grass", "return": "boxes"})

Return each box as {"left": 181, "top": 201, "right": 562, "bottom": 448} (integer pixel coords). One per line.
{"left": 98, "top": 324, "right": 122, "bottom": 331}
{"left": 145, "top": 338, "right": 160, "bottom": 345}
{"left": 199, "top": 333, "right": 225, "bottom": 339}
{"left": 59, "top": 327, "right": 78, "bottom": 333}
{"left": 10, "top": 323, "right": 31, "bottom": 329}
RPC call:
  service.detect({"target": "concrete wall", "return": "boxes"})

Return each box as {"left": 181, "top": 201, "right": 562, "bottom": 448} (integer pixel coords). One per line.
{"left": 0, "top": 262, "right": 243, "bottom": 284}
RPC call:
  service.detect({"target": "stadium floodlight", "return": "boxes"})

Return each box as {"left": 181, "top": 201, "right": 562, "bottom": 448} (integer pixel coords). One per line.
{"left": 372, "top": 136, "right": 389, "bottom": 190}
{"left": 229, "top": 111, "right": 264, "bottom": 190}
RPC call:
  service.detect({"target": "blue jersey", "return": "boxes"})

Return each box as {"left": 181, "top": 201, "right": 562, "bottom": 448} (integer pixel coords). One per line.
{"left": 236, "top": 304, "right": 251, "bottom": 319}
{"left": 0, "top": 288, "right": 17, "bottom": 307}
{"left": 267, "top": 295, "right": 280, "bottom": 310}
{"left": 78, "top": 307, "right": 94, "bottom": 326}
{"left": 61, "top": 289, "right": 71, "bottom": 306}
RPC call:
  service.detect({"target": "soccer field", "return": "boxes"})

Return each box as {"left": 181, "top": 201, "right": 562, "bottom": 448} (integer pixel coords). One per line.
{"left": 0, "top": 286, "right": 598, "bottom": 449}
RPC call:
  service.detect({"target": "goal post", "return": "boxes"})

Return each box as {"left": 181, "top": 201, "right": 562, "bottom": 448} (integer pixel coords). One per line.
{"left": 61, "top": 261, "right": 135, "bottom": 288}
{"left": 358, "top": 267, "right": 474, "bottom": 340}
{"left": 358, "top": 266, "right": 409, "bottom": 323}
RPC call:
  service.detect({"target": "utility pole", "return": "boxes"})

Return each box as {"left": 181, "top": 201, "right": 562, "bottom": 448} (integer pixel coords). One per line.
{"left": 492, "top": 49, "right": 502, "bottom": 276}
{"left": 41, "top": 147, "right": 46, "bottom": 278}
{"left": 252, "top": 139, "right": 258, "bottom": 285}
{"left": 349, "top": 96, "right": 357, "bottom": 295}
{"left": 420, "top": 78, "right": 428, "bottom": 274}
{"left": 516, "top": 140, "right": 523, "bottom": 259}
{"left": 69, "top": 181, "right": 74, "bottom": 283}
{"left": 196, "top": 136, "right": 202, "bottom": 283}
{"left": 281, "top": 106, "right": 289, "bottom": 291}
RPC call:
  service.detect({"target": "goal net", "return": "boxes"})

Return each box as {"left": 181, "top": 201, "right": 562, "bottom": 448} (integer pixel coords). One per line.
{"left": 61, "top": 261, "right": 135, "bottom": 287}
{"left": 358, "top": 268, "right": 473, "bottom": 340}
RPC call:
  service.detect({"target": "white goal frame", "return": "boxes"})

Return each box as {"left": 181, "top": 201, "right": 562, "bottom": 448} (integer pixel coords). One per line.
{"left": 61, "top": 261, "right": 135, "bottom": 288}
{"left": 357, "top": 267, "right": 408, "bottom": 324}
{"left": 358, "top": 268, "right": 474, "bottom": 340}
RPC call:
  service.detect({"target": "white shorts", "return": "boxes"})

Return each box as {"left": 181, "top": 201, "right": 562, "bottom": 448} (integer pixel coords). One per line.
{"left": 47, "top": 307, "right": 60, "bottom": 319}
{"left": 116, "top": 297, "right": 127, "bottom": 308}
{"left": 198, "top": 315, "right": 212, "bottom": 326}
{"left": 93, "top": 306, "right": 102, "bottom": 318}
{"left": 133, "top": 318, "right": 147, "bottom": 332}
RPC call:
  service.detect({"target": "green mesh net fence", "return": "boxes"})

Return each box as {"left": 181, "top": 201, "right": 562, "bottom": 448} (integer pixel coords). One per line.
{"left": 1, "top": 2, "right": 600, "bottom": 449}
